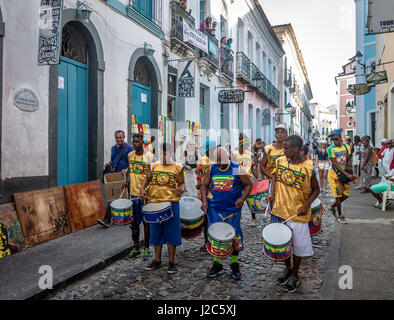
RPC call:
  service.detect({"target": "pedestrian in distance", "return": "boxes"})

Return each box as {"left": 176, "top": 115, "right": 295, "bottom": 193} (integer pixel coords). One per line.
{"left": 315, "top": 141, "right": 329, "bottom": 193}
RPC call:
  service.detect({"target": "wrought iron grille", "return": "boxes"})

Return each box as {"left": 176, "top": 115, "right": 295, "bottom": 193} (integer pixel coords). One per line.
{"left": 129, "top": 0, "right": 162, "bottom": 28}
{"left": 236, "top": 52, "right": 250, "bottom": 80}
{"left": 61, "top": 24, "right": 87, "bottom": 64}
{"left": 220, "top": 48, "right": 234, "bottom": 80}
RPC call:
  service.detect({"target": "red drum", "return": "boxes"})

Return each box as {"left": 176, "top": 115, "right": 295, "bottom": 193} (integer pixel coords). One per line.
{"left": 246, "top": 180, "right": 270, "bottom": 214}
{"left": 309, "top": 198, "right": 323, "bottom": 236}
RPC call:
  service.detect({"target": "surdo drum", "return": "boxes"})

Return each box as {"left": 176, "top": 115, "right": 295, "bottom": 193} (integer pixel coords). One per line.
{"left": 142, "top": 202, "right": 174, "bottom": 224}
{"left": 262, "top": 223, "right": 292, "bottom": 261}
{"left": 206, "top": 222, "right": 236, "bottom": 258}
{"left": 179, "top": 196, "right": 205, "bottom": 239}
{"left": 309, "top": 198, "right": 323, "bottom": 236}
{"left": 110, "top": 199, "right": 133, "bottom": 225}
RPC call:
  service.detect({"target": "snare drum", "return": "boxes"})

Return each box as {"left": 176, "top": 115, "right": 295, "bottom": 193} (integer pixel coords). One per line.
{"left": 142, "top": 202, "right": 173, "bottom": 224}
{"left": 111, "top": 199, "right": 133, "bottom": 225}
{"left": 262, "top": 223, "right": 292, "bottom": 261}
{"left": 180, "top": 197, "right": 205, "bottom": 239}
{"left": 309, "top": 198, "right": 323, "bottom": 236}
{"left": 246, "top": 180, "right": 270, "bottom": 214}
{"left": 206, "top": 222, "right": 235, "bottom": 258}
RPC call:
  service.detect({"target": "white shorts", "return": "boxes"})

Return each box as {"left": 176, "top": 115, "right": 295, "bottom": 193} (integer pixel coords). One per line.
{"left": 317, "top": 161, "right": 330, "bottom": 171}
{"left": 285, "top": 221, "right": 314, "bottom": 257}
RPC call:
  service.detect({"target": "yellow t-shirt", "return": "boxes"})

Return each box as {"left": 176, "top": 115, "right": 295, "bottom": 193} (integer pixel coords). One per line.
{"left": 271, "top": 156, "right": 314, "bottom": 224}
{"left": 128, "top": 151, "right": 154, "bottom": 197}
{"left": 232, "top": 150, "right": 253, "bottom": 179}
{"left": 328, "top": 144, "right": 351, "bottom": 171}
{"left": 147, "top": 161, "right": 184, "bottom": 202}
{"left": 198, "top": 155, "right": 213, "bottom": 199}
{"left": 264, "top": 144, "right": 285, "bottom": 175}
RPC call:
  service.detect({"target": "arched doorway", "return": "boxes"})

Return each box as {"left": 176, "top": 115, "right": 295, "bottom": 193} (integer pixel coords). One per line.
{"left": 132, "top": 57, "right": 152, "bottom": 125}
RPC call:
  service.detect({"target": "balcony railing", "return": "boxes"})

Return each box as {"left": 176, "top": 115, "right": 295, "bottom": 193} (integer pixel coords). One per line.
{"left": 250, "top": 62, "right": 260, "bottom": 88}
{"left": 236, "top": 52, "right": 250, "bottom": 81}
{"left": 220, "top": 48, "right": 234, "bottom": 80}
{"left": 170, "top": 0, "right": 195, "bottom": 28}
{"left": 129, "top": 0, "right": 162, "bottom": 28}
{"left": 199, "top": 33, "right": 219, "bottom": 69}
{"left": 170, "top": 0, "right": 196, "bottom": 53}
{"left": 284, "top": 69, "right": 292, "bottom": 87}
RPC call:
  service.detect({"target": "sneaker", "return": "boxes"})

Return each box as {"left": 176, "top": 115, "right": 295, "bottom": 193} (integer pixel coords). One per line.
{"left": 142, "top": 248, "right": 150, "bottom": 261}
{"left": 337, "top": 214, "right": 348, "bottom": 224}
{"left": 374, "top": 201, "right": 382, "bottom": 209}
{"left": 230, "top": 262, "right": 242, "bottom": 280}
{"left": 329, "top": 206, "right": 338, "bottom": 219}
{"left": 284, "top": 275, "right": 300, "bottom": 293}
{"left": 275, "top": 268, "right": 293, "bottom": 285}
{"left": 145, "top": 259, "right": 161, "bottom": 271}
{"left": 127, "top": 248, "right": 141, "bottom": 260}
{"left": 250, "top": 218, "right": 258, "bottom": 227}
{"left": 97, "top": 219, "right": 111, "bottom": 228}
{"left": 207, "top": 261, "right": 224, "bottom": 278}
{"left": 168, "top": 262, "right": 177, "bottom": 274}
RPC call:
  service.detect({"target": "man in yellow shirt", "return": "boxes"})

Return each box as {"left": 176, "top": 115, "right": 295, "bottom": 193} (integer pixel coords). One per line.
{"left": 232, "top": 134, "right": 257, "bottom": 226}
{"left": 126, "top": 133, "right": 154, "bottom": 260}
{"left": 266, "top": 135, "right": 320, "bottom": 293}
{"left": 140, "top": 143, "right": 185, "bottom": 274}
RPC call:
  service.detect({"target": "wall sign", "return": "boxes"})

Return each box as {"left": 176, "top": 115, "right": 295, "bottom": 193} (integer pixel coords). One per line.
{"left": 38, "top": 0, "right": 64, "bottom": 65}
{"left": 14, "top": 89, "right": 40, "bottom": 112}
{"left": 218, "top": 89, "right": 244, "bottom": 103}
{"left": 178, "top": 60, "right": 195, "bottom": 98}
{"left": 367, "top": 0, "right": 394, "bottom": 35}
{"left": 366, "top": 71, "right": 388, "bottom": 86}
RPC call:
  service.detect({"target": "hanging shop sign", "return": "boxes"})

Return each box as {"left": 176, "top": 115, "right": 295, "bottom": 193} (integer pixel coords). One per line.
{"left": 366, "top": 0, "right": 394, "bottom": 35}
{"left": 347, "top": 83, "right": 371, "bottom": 95}
{"left": 38, "top": 0, "right": 64, "bottom": 65}
{"left": 14, "top": 88, "right": 40, "bottom": 112}
{"left": 218, "top": 89, "right": 245, "bottom": 104}
{"left": 178, "top": 60, "right": 195, "bottom": 98}
{"left": 183, "top": 21, "right": 208, "bottom": 53}
{"left": 366, "top": 70, "right": 388, "bottom": 86}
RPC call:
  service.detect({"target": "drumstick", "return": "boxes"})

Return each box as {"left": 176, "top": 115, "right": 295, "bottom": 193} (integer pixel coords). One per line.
{"left": 264, "top": 204, "right": 270, "bottom": 217}
{"left": 281, "top": 214, "right": 298, "bottom": 224}
{"left": 119, "top": 187, "right": 126, "bottom": 199}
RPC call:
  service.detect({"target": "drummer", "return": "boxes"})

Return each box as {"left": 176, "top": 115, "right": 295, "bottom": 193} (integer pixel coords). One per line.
{"left": 266, "top": 135, "right": 320, "bottom": 293}
{"left": 126, "top": 133, "right": 154, "bottom": 260}
{"left": 232, "top": 134, "right": 257, "bottom": 227}
{"left": 196, "top": 139, "right": 217, "bottom": 251}
{"left": 201, "top": 147, "right": 252, "bottom": 280}
{"left": 140, "top": 143, "right": 185, "bottom": 274}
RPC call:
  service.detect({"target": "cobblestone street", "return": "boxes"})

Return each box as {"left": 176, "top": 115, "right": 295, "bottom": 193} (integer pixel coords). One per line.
{"left": 49, "top": 193, "right": 336, "bottom": 300}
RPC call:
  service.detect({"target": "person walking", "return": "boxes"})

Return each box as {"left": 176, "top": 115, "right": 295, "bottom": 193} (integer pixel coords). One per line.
{"left": 315, "top": 141, "right": 329, "bottom": 193}
{"left": 359, "top": 136, "right": 373, "bottom": 194}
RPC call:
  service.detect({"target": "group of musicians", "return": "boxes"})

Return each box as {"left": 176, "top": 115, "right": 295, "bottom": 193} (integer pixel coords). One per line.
{"left": 113, "top": 124, "right": 322, "bottom": 293}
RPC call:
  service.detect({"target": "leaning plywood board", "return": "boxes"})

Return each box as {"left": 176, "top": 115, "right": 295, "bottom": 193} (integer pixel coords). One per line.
{"left": 64, "top": 180, "right": 105, "bottom": 232}
{"left": 13, "top": 187, "right": 71, "bottom": 247}
{"left": 0, "top": 203, "right": 25, "bottom": 258}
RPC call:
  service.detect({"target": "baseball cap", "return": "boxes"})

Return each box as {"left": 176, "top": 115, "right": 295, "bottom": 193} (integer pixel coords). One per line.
{"left": 328, "top": 129, "right": 342, "bottom": 138}
{"left": 381, "top": 138, "right": 388, "bottom": 143}
{"left": 275, "top": 124, "right": 288, "bottom": 133}
{"left": 201, "top": 139, "right": 217, "bottom": 154}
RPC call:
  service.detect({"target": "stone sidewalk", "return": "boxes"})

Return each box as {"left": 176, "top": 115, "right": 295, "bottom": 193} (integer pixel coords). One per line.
{"left": 321, "top": 183, "right": 394, "bottom": 300}
{"left": 48, "top": 195, "right": 336, "bottom": 300}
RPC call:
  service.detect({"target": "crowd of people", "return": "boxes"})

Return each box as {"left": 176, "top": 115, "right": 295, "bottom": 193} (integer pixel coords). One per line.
{"left": 97, "top": 126, "right": 393, "bottom": 294}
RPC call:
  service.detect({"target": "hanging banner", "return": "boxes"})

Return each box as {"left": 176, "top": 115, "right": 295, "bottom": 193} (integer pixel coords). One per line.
{"left": 38, "top": 0, "right": 64, "bottom": 65}
{"left": 366, "top": 0, "right": 394, "bottom": 34}
{"left": 183, "top": 20, "right": 208, "bottom": 53}
{"left": 178, "top": 60, "right": 195, "bottom": 98}
{"left": 366, "top": 70, "right": 388, "bottom": 86}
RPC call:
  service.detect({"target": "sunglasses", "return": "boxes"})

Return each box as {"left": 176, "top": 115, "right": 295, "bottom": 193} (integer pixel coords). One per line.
{"left": 331, "top": 138, "right": 339, "bottom": 141}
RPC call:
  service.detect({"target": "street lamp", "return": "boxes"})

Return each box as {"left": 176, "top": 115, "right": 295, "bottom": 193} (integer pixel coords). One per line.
{"left": 345, "top": 101, "right": 354, "bottom": 114}
{"left": 144, "top": 42, "right": 155, "bottom": 57}
{"left": 355, "top": 50, "right": 375, "bottom": 74}
{"left": 76, "top": 1, "right": 92, "bottom": 22}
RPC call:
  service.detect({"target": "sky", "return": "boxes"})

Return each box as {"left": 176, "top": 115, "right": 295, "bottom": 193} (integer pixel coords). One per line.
{"left": 260, "top": 0, "right": 356, "bottom": 107}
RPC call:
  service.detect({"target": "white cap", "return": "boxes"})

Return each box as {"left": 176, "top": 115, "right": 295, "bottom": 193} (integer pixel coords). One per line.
{"left": 274, "top": 124, "right": 288, "bottom": 133}
{"left": 381, "top": 138, "right": 388, "bottom": 143}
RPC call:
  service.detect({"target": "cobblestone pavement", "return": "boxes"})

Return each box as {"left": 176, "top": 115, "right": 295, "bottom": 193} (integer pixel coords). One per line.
{"left": 49, "top": 193, "right": 336, "bottom": 300}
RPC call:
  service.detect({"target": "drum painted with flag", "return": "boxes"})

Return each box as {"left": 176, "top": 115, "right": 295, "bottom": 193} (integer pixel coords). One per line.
{"left": 111, "top": 199, "right": 133, "bottom": 225}
{"left": 180, "top": 196, "right": 205, "bottom": 239}
{"left": 206, "top": 222, "right": 235, "bottom": 258}
{"left": 262, "top": 223, "right": 292, "bottom": 261}
{"left": 246, "top": 180, "right": 270, "bottom": 213}
{"left": 309, "top": 198, "right": 323, "bottom": 236}
{"left": 142, "top": 202, "right": 173, "bottom": 224}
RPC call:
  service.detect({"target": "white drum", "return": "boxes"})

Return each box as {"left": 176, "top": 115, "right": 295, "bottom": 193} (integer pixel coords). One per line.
{"left": 262, "top": 223, "right": 292, "bottom": 261}
{"left": 142, "top": 201, "right": 173, "bottom": 224}
{"left": 207, "top": 222, "right": 236, "bottom": 258}
{"left": 179, "top": 197, "right": 205, "bottom": 239}
{"left": 111, "top": 199, "right": 133, "bottom": 225}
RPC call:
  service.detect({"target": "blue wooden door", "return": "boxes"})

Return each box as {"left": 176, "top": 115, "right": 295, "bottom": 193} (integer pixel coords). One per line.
{"left": 132, "top": 82, "right": 151, "bottom": 126}
{"left": 58, "top": 56, "right": 88, "bottom": 186}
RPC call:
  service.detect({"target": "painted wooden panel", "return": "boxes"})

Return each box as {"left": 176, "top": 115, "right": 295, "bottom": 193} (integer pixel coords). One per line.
{"left": 64, "top": 180, "right": 105, "bottom": 232}
{"left": 132, "top": 82, "right": 151, "bottom": 126}
{"left": 13, "top": 187, "right": 71, "bottom": 247}
{"left": 0, "top": 203, "right": 25, "bottom": 259}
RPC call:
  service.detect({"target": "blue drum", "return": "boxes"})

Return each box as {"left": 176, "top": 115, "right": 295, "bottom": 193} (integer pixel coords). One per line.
{"left": 142, "top": 202, "right": 174, "bottom": 224}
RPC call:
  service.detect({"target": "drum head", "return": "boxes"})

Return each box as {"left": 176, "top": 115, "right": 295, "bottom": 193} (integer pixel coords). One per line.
{"left": 311, "top": 198, "right": 321, "bottom": 208}
{"left": 208, "top": 222, "right": 235, "bottom": 241}
{"left": 250, "top": 180, "right": 269, "bottom": 195}
{"left": 180, "top": 197, "right": 204, "bottom": 220}
{"left": 262, "top": 223, "right": 292, "bottom": 245}
{"left": 143, "top": 202, "right": 171, "bottom": 212}
{"left": 111, "top": 199, "right": 132, "bottom": 210}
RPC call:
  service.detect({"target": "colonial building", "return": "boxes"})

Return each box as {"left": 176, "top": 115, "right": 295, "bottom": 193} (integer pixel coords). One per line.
{"left": 335, "top": 58, "right": 357, "bottom": 140}
{"left": 318, "top": 105, "right": 338, "bottom": 141}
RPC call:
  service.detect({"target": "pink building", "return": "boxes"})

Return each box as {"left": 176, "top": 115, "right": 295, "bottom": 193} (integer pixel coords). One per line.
{"left": 335, "top": 58, "right": 356, "bottom": 140}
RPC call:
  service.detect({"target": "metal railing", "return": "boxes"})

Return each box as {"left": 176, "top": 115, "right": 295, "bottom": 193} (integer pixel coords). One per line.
{"left": 129, "top": 0, "right": 162, "bottom": 28}
{"left": 220, "top": 48, "right": 234, "bottom": 80}
{"left": 199, "top": 33, "right": 219, "bottom": 68}
{"left": 236, "top": 52, "right": 251, "bottom": 81}
{"left": 284, "top": 69, "right": 292, "bottom": 87}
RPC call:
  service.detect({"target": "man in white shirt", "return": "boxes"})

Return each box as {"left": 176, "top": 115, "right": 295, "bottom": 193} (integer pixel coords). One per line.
{"left": 381, "top": 140, "right": 394, "bottom": 182}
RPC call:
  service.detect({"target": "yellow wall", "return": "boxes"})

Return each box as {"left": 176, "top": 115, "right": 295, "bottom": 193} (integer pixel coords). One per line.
{"left": 376, "top": 32, "right": 394, "bottom": 140}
